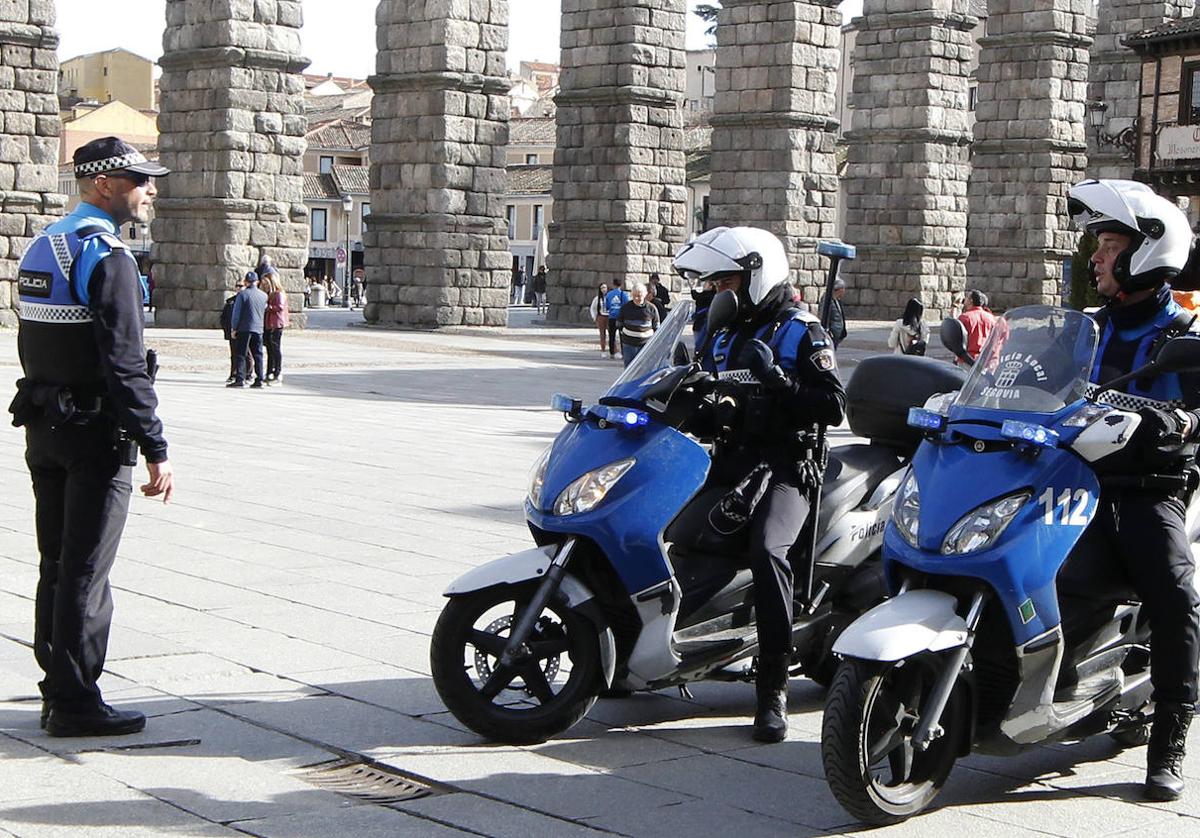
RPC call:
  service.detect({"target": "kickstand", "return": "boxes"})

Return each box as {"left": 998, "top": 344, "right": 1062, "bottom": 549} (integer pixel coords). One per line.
{"left": 678, "top": 684, "right": 695, "bottom": 701}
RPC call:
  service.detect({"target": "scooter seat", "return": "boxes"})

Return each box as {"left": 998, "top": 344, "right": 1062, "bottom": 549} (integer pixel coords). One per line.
{"left": 818, "top": 444, "right": 904, "bottom": 526}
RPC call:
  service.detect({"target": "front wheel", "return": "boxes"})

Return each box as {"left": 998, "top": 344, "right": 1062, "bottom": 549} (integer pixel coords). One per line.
{"left": 430, "top": 582, "right": 603, "bottom": 744}
{"left": 821, "top": 656, "right": 967, "bottom": 826}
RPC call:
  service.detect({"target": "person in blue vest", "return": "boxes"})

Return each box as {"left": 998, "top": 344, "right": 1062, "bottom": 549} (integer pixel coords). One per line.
{"left": 9, "top": 136, "right": 173, "bottom": 737}
{"left": 673, "top": 226, "right": 845, "bottom": 742}
{"left": 603, "top": 278, "right": 630, "bottom": 360}
{"left": 1067, "top": 178, "right": 1200, "bottom": 801}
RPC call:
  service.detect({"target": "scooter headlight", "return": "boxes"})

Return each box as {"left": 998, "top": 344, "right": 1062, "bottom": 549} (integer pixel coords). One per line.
{"left": 527, "top": 445, "right": 552, "bottom": 509}
{"left": 941, "top": 491, "right": 1031, "bottom": 556}
{"left": 892, "top": 469, "right": 921, "bottom": 548}
{"left": 553, "top": 458, "right": 635, "bottom": 516}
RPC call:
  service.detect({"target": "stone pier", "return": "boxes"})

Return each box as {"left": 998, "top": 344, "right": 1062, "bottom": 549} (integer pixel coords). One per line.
{"left": 841, "top": 0, "right": 975, "bottom": 321}
{"left": 707, "top": 0, "right": 841, "bottom": 302}
{"left": 0, "top": 0, "right": 63, "bottom": 328}
{"left": 966, "top": 0, "right": 1092, "bottom": 308}
{"left": 548, "top": 0, "right": 688, "bottom": 324}
{"left": 152, "top": 0, "right": 311, "bottom": 328}
{"left": 1088, "top": 0, "right": 1191, "bottom": 179}
{"left": 365, "top": 0, "right": 512, "bottom": 327}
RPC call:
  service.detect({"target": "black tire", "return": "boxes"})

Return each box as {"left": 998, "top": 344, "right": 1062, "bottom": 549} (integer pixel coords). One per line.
{"left": 821, "top": 656, "right": 966, "bottom": 826}
{"left": 430, "top": 583, "right": 603, "bottom": 744}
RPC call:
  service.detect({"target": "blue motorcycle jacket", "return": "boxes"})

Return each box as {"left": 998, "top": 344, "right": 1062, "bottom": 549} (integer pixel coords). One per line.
{"left": 1091, "top": 286, "right": 1198, "bottom": 407}
{"left": 15, "top": 202, "right": 167, "bottom": 462}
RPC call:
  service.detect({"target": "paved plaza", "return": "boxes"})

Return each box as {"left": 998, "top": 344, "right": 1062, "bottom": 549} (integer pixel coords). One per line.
{"left": 0, "top": 311, "right": 1195, "bottom": 837}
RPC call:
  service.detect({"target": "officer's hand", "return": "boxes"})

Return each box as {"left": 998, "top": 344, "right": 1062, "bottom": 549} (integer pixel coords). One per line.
{"left": 231, "top": 330, "right": 237, "bottom": 339}
{"left": 739, "top": 339, "right": 788, "bottom": 389}
{"left": 1131, "top": 407, "right": 1187, "bottom": 453}
{"left": 142, "top": 459, "right": 174, "bottom": 503}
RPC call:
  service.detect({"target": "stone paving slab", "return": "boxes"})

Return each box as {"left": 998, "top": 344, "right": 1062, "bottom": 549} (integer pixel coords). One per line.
{"left": 0, "top": 316, "right": 1191, "bottom": 837}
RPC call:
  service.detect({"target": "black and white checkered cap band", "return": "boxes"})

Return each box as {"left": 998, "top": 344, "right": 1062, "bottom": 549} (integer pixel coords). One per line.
{"left": 19, "top": 302, "right": 93, "bottom": 324}
{"left": 74, "top": 151, "right": 147, "bottom": 177}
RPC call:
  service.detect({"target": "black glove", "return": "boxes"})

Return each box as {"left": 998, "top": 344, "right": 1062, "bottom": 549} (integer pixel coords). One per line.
{"left": 1131, "top": 407, "right": 1188, "bottom": 453}
{"left": 739, "top": 339, "right": 788, "bottom": 389}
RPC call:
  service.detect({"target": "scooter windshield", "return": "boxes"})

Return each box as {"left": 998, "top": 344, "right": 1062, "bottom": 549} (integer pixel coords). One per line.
{"left": 606, "top": 299, "right": 697, "bottom": 394}
{"left": 955, "top": 305, "right": 1099, "bottom": 415}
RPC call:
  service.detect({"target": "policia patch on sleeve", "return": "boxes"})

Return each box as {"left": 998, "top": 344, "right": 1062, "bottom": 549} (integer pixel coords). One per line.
{"left": 812, "top": 348, "right": 837, "bottom": 371}
{"left": 18, "top": 270, "right": 51, "bottom": 298}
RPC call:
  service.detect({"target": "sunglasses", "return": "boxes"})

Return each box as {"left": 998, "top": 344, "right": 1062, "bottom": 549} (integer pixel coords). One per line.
{"left": 100, "top": 171, "right": 152, "bottom": 187}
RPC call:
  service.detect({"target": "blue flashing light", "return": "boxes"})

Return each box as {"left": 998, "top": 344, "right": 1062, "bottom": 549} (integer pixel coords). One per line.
{"left": 907, "top": 408, "right": 946, "bottom": 433}
{"left": 1001, "top": 419, "right": 1059, "bottom": 449}
{"left": 599, "top": 406, "right": 649, "bottom": 429}
{"left": 817, "top": 240, "right": 857, "bottom": 260}
{"left": 550, "top": 393, "right": 576, "bottom": 413}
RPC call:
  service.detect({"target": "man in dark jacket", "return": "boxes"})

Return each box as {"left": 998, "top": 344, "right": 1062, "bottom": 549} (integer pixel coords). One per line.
{"left": 11, "top": 136, "right": 174, "bottom": 737}
{"left": 1068, "top": 178, "right": 1200, "bottom": 801}
{"left": 819, "top": 276, "right": 848, "bottom": 348}
{"left": 616, "top": 282, "right": 660, "bottom": 366}
{"left": 229, "top": 271, "right": 268, "bottom": 388}
{"left": 674, "top": 226, "right": 846, "bottom": 743}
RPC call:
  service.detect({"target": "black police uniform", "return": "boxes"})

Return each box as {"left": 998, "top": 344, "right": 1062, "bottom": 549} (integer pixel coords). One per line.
{"left": 10, "top": 141, "right": 168, "bottom": 718}
{"left": 1071, "top": 286, "right": 1200, "bottom": 707}
{"left": 698, "top": 286, "right": 847, "bottom": 654}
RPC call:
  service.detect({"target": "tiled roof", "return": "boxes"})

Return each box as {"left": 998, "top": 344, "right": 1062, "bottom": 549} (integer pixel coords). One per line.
{"left": 303, "top": 173, "right": 340, "bottom": 201}
{"left": 330, "top": 164, "right": 369, "bottom": 195}
{"left": 510, "top": 117, "right": 556, "bottom": 146}
{"left": 1128, "top": 17, "right": 1200, "bottom": 47}
{"left": 307, "top": 118, "right": 371, "bottom": 150}
{"left": 507, "top": 164, "right": 552, "bottom": 195}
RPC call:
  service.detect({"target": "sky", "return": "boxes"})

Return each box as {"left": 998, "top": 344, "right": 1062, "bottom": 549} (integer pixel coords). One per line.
{"left": 54, "top": 0, "right": 862, "bottom": 78}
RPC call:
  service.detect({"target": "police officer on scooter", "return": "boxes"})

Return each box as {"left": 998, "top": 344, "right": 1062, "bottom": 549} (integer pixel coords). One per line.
{"left": 1068, "top": 178, "right": 1200, "bottom": 800}
{"left": 673, "top": 227, "right": 846, "bottom": 742}
{"left": 9, "top": 136, "right": 173, "bottom": 737}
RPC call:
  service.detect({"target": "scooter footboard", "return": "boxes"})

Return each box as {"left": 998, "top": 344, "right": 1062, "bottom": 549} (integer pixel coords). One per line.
{"left": 832, "top": 589, "right": 969, "bottom": 662}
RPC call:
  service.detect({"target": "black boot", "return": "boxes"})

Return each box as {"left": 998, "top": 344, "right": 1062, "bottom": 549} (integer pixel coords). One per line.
{"left": 752, "top": 654, "right": 790, "bottom": 743}
{"left": 1146, "top": 702, "right": 1194, "bottom": 801}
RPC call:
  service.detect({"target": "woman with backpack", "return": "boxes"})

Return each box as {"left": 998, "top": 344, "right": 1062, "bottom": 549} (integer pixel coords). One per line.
{"left": 887, "top": 297, "right": 928, "bottom": 356}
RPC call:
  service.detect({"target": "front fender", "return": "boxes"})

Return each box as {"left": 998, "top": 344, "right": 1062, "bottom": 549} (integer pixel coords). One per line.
{"left": 442, "top": 545, "right": 616, "bottom": 688}
{"left": 832, "top": 589, "right": 968, "bottom": 662}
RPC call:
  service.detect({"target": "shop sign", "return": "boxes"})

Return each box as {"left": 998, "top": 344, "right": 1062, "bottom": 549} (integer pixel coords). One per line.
{"left": 1157, "top": 125, "right": 1200, "bottom": 161}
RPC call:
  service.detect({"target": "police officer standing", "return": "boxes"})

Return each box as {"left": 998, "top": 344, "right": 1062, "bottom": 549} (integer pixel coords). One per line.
{"left": 673, "top": 227, "right": 846, "bottom": 742}
{"left": 1068, "top": 178, "right": 1200, "bottom": 800}
{"left": 10, "top": 136, "right": 174, "bottom": 737}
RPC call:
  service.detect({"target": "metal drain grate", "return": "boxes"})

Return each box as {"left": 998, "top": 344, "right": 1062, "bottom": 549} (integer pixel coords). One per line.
{"left": 295, "top": 758, "right": 439, "bottom": 805}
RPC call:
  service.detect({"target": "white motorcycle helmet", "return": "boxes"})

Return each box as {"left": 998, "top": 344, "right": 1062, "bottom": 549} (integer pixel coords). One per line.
{"left": 1067, "top": 179, "right": 1193, "bottom": 294}
{"left": 672, "top": 226, "right": 790, "bottom": 306}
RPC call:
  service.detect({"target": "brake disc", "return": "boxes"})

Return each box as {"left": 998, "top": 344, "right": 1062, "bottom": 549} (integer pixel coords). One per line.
{"left": 474, "top": 615, "right": 562, "bottom": 693}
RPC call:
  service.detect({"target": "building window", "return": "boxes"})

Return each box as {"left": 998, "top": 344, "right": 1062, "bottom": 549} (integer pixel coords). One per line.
{"left": 968, "top": 85, "right": 978, "bottom": 113}
{"left": 533, "top": 204, "right": 544, "bottom": 241}
{"left": 319, "top": 156, "right": 333, "bottom": 174}
{"left": 506, "top": 205, "right": 516, "bottom": 239}
{"left": 525, "top": 153, "right": 538, "bottom": 164}
{"left": 361, "top": 202, "right": 370, "bottom": 233}
{"left": 311, "top": 208, "right": 328, "bottom": 241}
{"left": 1187, "top": 65, "right": 1200, "bottom": 125}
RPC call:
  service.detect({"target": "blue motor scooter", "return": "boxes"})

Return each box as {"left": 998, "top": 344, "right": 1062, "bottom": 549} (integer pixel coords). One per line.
{"left": 431, "top": 255, "right": 966, "bottom": 744}
{"left": 821, "top": 304, "right": 1200, "bottom": 824}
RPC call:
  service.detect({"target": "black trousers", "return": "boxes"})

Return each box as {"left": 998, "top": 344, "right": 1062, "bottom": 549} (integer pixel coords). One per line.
{"left": 747, "top": 470, "right": 812, "bottom": 657}
{"left": 26, "top": 420, "right": 132, "bottom": 711}
{"left": 234, "top": 331, "right": 264, "bottom": 384}
{"left": 607, "top": 318, "right": 619, "bottom": 357}
{"left": 264, "top": 329, "right": 283, "bottom": 378}
{"left": 1069, "top": 492, "right": 1200, "bottom": 704}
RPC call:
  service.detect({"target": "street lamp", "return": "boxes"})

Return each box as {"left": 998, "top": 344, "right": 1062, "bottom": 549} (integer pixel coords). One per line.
{"left": 1087, "top": 99, "right": 1138, "bottom": 157}
{"left": 341, "top": 193, "right": 353, "bottom": 309}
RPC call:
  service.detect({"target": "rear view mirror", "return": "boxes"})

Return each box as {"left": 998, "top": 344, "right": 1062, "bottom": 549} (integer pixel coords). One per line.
{"left": 706, "top": 289, "right": 738, "bottom": 334}
{"left": 1155, "top": 336, "right": 1200, "bottom": 373}
{"left": 939, "top": 317, "right": 973, "bottom": 366}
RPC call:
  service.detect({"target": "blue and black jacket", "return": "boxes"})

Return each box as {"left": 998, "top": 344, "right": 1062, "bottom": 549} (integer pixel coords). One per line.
{"left": 15, "top": 203, "right": 167, "bottom": 462}
{"left": 1091, "top": 286, "right": 1199, "bottom": 407}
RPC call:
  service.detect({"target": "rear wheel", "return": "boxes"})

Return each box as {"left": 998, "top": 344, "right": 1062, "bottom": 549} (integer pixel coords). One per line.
{"left": 430, "top": 583, "right": 602, "bottom": 744}
{"left": 822, "top": 656, "right": 966, "bottom": 826}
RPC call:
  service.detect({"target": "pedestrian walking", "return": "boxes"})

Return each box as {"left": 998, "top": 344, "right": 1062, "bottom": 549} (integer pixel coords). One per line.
{"left": 589, "top": 283, "right": 610, "bottom": 355}
{"left": 533, "top": 266, "right": 548, "bottom": 314}
{"left": 229, "top": 271, "right": 267, "bottom": 388}
{"left": 887, "top": 297, "right": 929, "bottom": 356}
{"left": 510, "top": 266, "right": 525, "bottom": 306}
{"left": 261, "top": 271, "right": 289, "bottom": 385}
{"left": 819, "top": 276, "right": 848, "bottom": 348}
{"left": 10, "top": 135, "right": 174, "bottom": 737}
{"left": 648, "top": 272, "right": 670, "bottom": 321}
{"left": 604, "top": 278, "right": 630, "bottom": 360}
{"left": 617, "top": 282, "right": 660, "bottom": 366}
